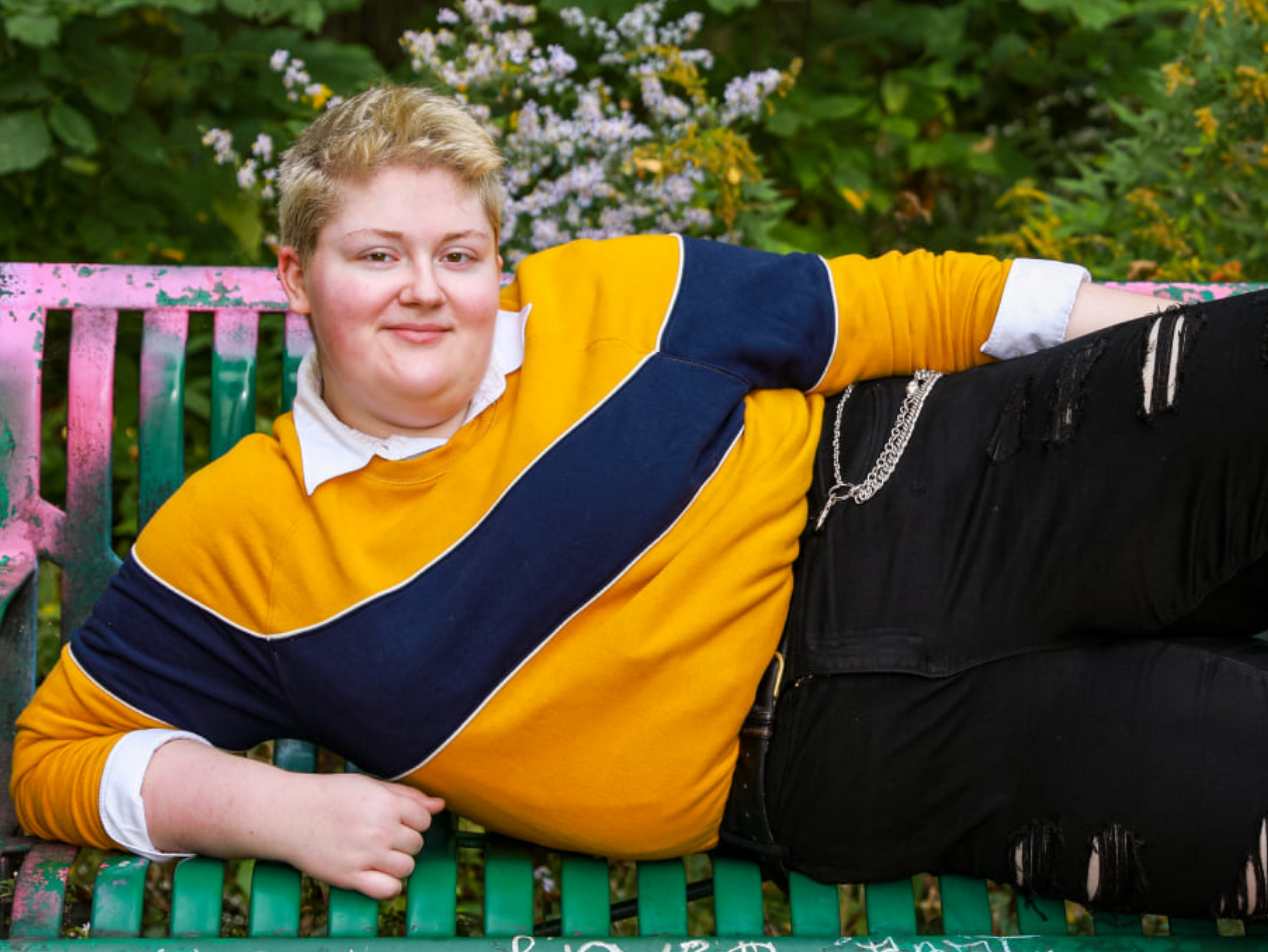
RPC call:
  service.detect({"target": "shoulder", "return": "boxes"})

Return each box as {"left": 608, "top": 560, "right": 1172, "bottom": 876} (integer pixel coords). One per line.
{"left": 133, "top": 427, "right": 304, "bottom": 631}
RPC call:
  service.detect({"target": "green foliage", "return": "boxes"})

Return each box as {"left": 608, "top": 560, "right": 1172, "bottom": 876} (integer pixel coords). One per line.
{"left": 0, "top": 0, "right": 382, "bottom": 265}
{"left": 982, "top": 0, "right": 1268, "bottom": 279}
{"left": 690, "top": 0, "right": 1191, "bottom": 253}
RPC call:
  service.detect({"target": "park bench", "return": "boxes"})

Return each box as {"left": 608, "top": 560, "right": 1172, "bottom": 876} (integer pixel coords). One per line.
{"left": 2, "top": 262, "right": 1266, "bottom": 951}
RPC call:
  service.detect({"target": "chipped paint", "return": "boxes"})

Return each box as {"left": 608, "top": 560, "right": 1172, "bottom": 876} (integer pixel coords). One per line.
{"left": 156, "top": 280, "right": 250, "bottom": 308}
{"left": 0, "top": 419, "right": 16, "bottom": 522}
{"left": 76, "top": 265, "right": 97, "bottom": 277}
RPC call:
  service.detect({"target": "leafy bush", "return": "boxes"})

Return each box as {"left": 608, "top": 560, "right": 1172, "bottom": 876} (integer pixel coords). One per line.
{"left": 981, "top": 0, "right": 1268, "bottom": 280}
{"left": 201, "top": 0, "right": 796, "bottom": 264}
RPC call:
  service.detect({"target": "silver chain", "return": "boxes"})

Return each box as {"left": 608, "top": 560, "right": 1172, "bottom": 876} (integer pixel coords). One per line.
{"left": 813, "top": 369, "right": 943, "bottom": 531}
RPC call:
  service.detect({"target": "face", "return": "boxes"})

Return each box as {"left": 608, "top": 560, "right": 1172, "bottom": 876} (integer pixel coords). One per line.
{"left": 279, "top": 164, "right": 502, "bottom": 440}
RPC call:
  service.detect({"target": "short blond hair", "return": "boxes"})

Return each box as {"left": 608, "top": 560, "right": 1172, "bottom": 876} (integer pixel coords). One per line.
{"left": 278, "top": 85, "right": 504, "bottom": 261}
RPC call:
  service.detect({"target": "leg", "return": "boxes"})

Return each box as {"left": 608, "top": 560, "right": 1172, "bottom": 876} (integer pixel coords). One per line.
{"left": 781, "top": 289, "right": 1268, "bottom": 682}
{"left": 766, "top": 636, "right": 1268, "bottom": 918}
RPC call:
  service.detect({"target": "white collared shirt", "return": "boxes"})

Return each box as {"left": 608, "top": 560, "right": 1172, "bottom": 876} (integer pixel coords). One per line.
{"left": 291, "top": 305, "right": 531, "bottom": 494}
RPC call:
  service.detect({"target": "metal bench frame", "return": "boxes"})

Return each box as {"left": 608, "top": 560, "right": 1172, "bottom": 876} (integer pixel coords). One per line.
{"left": 3, "top": 262, "right": 1266, "bottom": 949}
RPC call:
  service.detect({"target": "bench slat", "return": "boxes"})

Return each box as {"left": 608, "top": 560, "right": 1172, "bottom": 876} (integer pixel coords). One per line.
{"left": 636, "top": 858, "right": 686, "bottom": 935}
{"left": 90, "top": 853, "right": 148, "bottom": 937}
{"left": 864, "top": 879, "right": 917, "bottom": 934}
{"left": 170, "top": 856, "right": 225, "bottom": 936}
{"left": 937, "top": 875, "right": 991, "bottom": 934}
{"left": 210, "top": 309, "right": 259, "bottom": 461}
{"left": 282, "top": 313, "right": 313, "bottom": 413}
{"left": 9, "top": 842, "right": 77, "bottom": 939}
{"left": 788, "top": 871, "right": 838, "bottom": 936}
{"left": 1090, "top": 910, "right": 1141, "bottom": 936}
{"left": 1014, "top": 894, "right": 1068, "bottom": 935}
{"left": 248, "top": 860, "right": 301, "bottom": 937}
{"left": 484, "top": 839, "right": 534, "bottom": 936}
{"left": 138, "top": 309, "right": 188, "bottom": 525}
{"left": 1168, "top": 916, "right": 1218, "bottom": 936}
{"left": 272, "top": 739, "right": 316, "bottom": 774}
{"left": 405, "top": 812, "right": 457, "bottom": 937}
{"left": 711, "top": 856, "right": 763, "bottom": 935}
{"left": 560, "top": 855, "right": 609, "bottom": 935}
{"left": 328, "top": 887, "right": 380, "bottom": 937}
{"left": 63, "top": 307, "right": 122, "bottom": 637}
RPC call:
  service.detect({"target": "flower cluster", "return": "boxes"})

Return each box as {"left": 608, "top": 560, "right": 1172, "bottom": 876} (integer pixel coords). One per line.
{"left": 201, "top": 1, "right": 793, "bottom": 264}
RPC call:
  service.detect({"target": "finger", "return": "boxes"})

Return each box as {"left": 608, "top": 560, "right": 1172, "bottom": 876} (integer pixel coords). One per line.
{"left": 390, "top": 782, "right": 445, "bottom": 814}
{"left": 391, "top": 826, "right": 425, "bottom": 856}
{"left": 352, "top": 869, "right": 404, "bottom": 901}
{"left": 393, "top": 793, "right": 440, "bottom": 832}
{"left": 375, "top": 849, "right": 417, "bottom": 881}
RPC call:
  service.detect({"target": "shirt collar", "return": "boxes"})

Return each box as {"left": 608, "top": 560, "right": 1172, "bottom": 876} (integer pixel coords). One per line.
{"left": 292, "top": 305, "right": 529, "bottom": 495}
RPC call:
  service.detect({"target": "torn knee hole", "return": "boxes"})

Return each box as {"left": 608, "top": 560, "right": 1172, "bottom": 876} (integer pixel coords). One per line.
{"left": 1139, "top": 307, "right": 1203, "bottom": 419}
{"left": 1218, "top": 817, "right": 1268, "bottom": 917}
{"left": 1087, "top": 823, "right": 1148, "bottom": 910}
{"left": 1010, "top": 819, "right": 1063, "bottom": 895}
{"left": 1047, "top": 338, "right": 1107, "bottom": 444}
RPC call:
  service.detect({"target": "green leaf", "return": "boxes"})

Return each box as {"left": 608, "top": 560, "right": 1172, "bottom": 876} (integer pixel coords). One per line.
{"left": 80, "top": 55, "right": 137, "bottom": 115}
{"left": 880, "top": 74, "right": 910, "bottom": 115}
{"left": 1018, "top": 0, "right": 1132, "bottom": 29}
{"left": 4, "top": 13, "right": 59, "bottom": 48}
{"left": 49, "top": 101, "right": 98, "bottom": 154}
{"left": 706, "top": 0, "right": 760, "bottom": 11}
{"left": 213, "top": 191, "right": 265, "bottom": 256}
{"left": 0, "top": 110, "right": 52, "bottom": 174}
{"left": 805, "top": 95, "right": 868, "bottom": 120}
{"left": 0, "top": 74, "right": 51, "bottom": 105}
{"left": 61, "top": 155, "right": 100, "bottom": 175}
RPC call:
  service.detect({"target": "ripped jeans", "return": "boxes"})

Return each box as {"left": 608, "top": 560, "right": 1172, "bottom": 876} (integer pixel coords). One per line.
{"left": 762, "top": 288, "right": 1268, "bottom": 918}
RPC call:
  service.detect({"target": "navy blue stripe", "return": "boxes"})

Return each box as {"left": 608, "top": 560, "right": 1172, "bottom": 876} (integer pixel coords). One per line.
{"left": 275, "top": 355, "right": 747, "bottom": 776}
{"left": 663, "top": 237, "right": 835, "bottom": 390}
{"left": 71, "top": 557, "right": 293, "bottom": 749}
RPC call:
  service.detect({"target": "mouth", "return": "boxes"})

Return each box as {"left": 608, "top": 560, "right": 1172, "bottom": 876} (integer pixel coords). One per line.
{"left": 383, "top": 323, "right": 450, "bottom": 344}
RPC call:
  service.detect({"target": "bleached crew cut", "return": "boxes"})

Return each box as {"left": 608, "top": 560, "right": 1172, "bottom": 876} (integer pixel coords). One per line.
{"left": 278, "top": 85, "right": 504, "bottom": 261}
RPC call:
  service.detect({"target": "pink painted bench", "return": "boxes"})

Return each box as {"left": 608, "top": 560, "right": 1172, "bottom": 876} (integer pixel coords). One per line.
{"left": 1, "top": 262, "right": 1265, "bottom": 947}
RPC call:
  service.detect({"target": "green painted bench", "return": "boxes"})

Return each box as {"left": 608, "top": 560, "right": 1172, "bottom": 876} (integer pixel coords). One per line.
{"left": 3, "top": 263, "right": 1266, "bottom": 950}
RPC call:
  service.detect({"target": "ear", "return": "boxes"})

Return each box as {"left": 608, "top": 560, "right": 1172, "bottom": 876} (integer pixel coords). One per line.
{"left": 277, "top": 246, "right": 311, "bottom": 315}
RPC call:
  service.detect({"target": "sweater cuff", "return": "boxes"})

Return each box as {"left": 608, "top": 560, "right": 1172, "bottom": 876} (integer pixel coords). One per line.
{"left": 100, "top": 729, "right": 211, "bottom": 861}
{"left": 981, "top": 258, "right": 1091, "bottom": 359}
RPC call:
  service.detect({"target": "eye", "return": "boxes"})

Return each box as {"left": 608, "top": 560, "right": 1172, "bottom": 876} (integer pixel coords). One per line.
{"left": 442, "top": 250, "right": 473, "bottom": 264}
{"left": 361, "top": 250, "right": 394, "bottom": 263}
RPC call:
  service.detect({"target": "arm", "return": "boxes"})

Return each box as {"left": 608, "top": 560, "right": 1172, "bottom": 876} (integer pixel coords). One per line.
{"left": 12, "top": 648, "right": 444, "bottom": 900}
{"left": 1066, "top": 281, "right": 1164, "bottom": 340}
{"left": 143, "top": 740, "right": 443, "bottom": 899}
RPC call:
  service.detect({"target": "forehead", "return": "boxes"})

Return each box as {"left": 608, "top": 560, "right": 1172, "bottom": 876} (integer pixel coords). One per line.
{"left": 322, "top": 165, "right": 491, "bottom": 238}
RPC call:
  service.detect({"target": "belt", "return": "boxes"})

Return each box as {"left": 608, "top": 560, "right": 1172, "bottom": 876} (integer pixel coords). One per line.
{"left": 718, "top": 645, "right": 790, "bottom": 871}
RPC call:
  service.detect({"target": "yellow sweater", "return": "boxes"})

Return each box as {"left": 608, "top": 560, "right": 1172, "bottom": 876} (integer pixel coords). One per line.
{"left": 12, "top": 235, "right": 1011, "bottom": 857}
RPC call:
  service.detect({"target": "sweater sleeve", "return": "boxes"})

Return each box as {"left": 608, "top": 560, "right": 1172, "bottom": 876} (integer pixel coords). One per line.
{"left": 812, "top": 249, "right": 1015, "bottom": 394}
{"left": 10, "top": 645, "right": 169, "bottom": 848}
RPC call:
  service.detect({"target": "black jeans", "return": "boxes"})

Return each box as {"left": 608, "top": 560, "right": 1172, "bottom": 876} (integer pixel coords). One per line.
{"left": 764, "top": 289, "right": 1268, "bottom": 918}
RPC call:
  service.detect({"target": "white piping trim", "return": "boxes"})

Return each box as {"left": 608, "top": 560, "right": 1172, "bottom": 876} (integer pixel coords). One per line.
{"left": 132, "top": 353, "right": 676, "bottom": 641}
{"left": 808, "top": 255, "right": 840, "bottom": 393}
{"left": 391, "top": 423, "right": 749, "bottom": 779}
{"left": 66, "top": 642, "right": 177, "bottom": 726}
{"left": 654, "top": 234, "right": 687, "bottom": 352}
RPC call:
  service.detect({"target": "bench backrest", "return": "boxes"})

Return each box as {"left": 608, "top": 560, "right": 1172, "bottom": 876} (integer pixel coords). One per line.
{"left": 2, "top": 263, "right": 1266, "bottom": 944}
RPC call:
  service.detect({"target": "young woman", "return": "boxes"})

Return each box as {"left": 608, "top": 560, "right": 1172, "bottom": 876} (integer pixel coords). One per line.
{"left": 12, "top": 84, "right": 1267, "bottom": 918}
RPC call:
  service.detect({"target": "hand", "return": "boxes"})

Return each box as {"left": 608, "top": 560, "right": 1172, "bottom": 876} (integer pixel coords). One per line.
{"left": 279, "top": 772, "right": 445, "bottom": 899}
{"left": 144, "top": 741, "right": 445, "bottom": 900}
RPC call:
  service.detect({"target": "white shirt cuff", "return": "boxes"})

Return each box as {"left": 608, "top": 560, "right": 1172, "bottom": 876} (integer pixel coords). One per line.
{"left": 981, "top": 258, "right": 1091, "bottom": 360}
{"left": 100, "top": 729, "right": 212, "bottom": 861}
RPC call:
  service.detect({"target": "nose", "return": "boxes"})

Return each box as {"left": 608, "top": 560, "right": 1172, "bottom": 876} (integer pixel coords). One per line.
{"left": 399, "top": 262, "right": 444, "bottom": 307}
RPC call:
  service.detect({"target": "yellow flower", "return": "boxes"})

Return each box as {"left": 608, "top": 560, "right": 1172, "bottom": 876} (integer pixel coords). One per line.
{"left": 159, "top": 247, "right": 186, "bottom": 263}
{"left": 1234, "top": 65, "right": 1268, "bottom": 105}
{"left": 308, "top": 84, "right": 333, "bottom": 110}
{"left": 839, "top": 187, "right": 869, "bottom": 212}
{"left": 1193, "top": 105, "right": 1220, "bottom": 140}
{"left": 1161, "top": 61, "right": 1195, "bottom": 95}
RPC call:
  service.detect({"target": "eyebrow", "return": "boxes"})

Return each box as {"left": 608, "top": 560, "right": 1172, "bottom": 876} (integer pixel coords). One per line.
{"left": 340, "top": 227, "right": 492, "bottom": 243}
